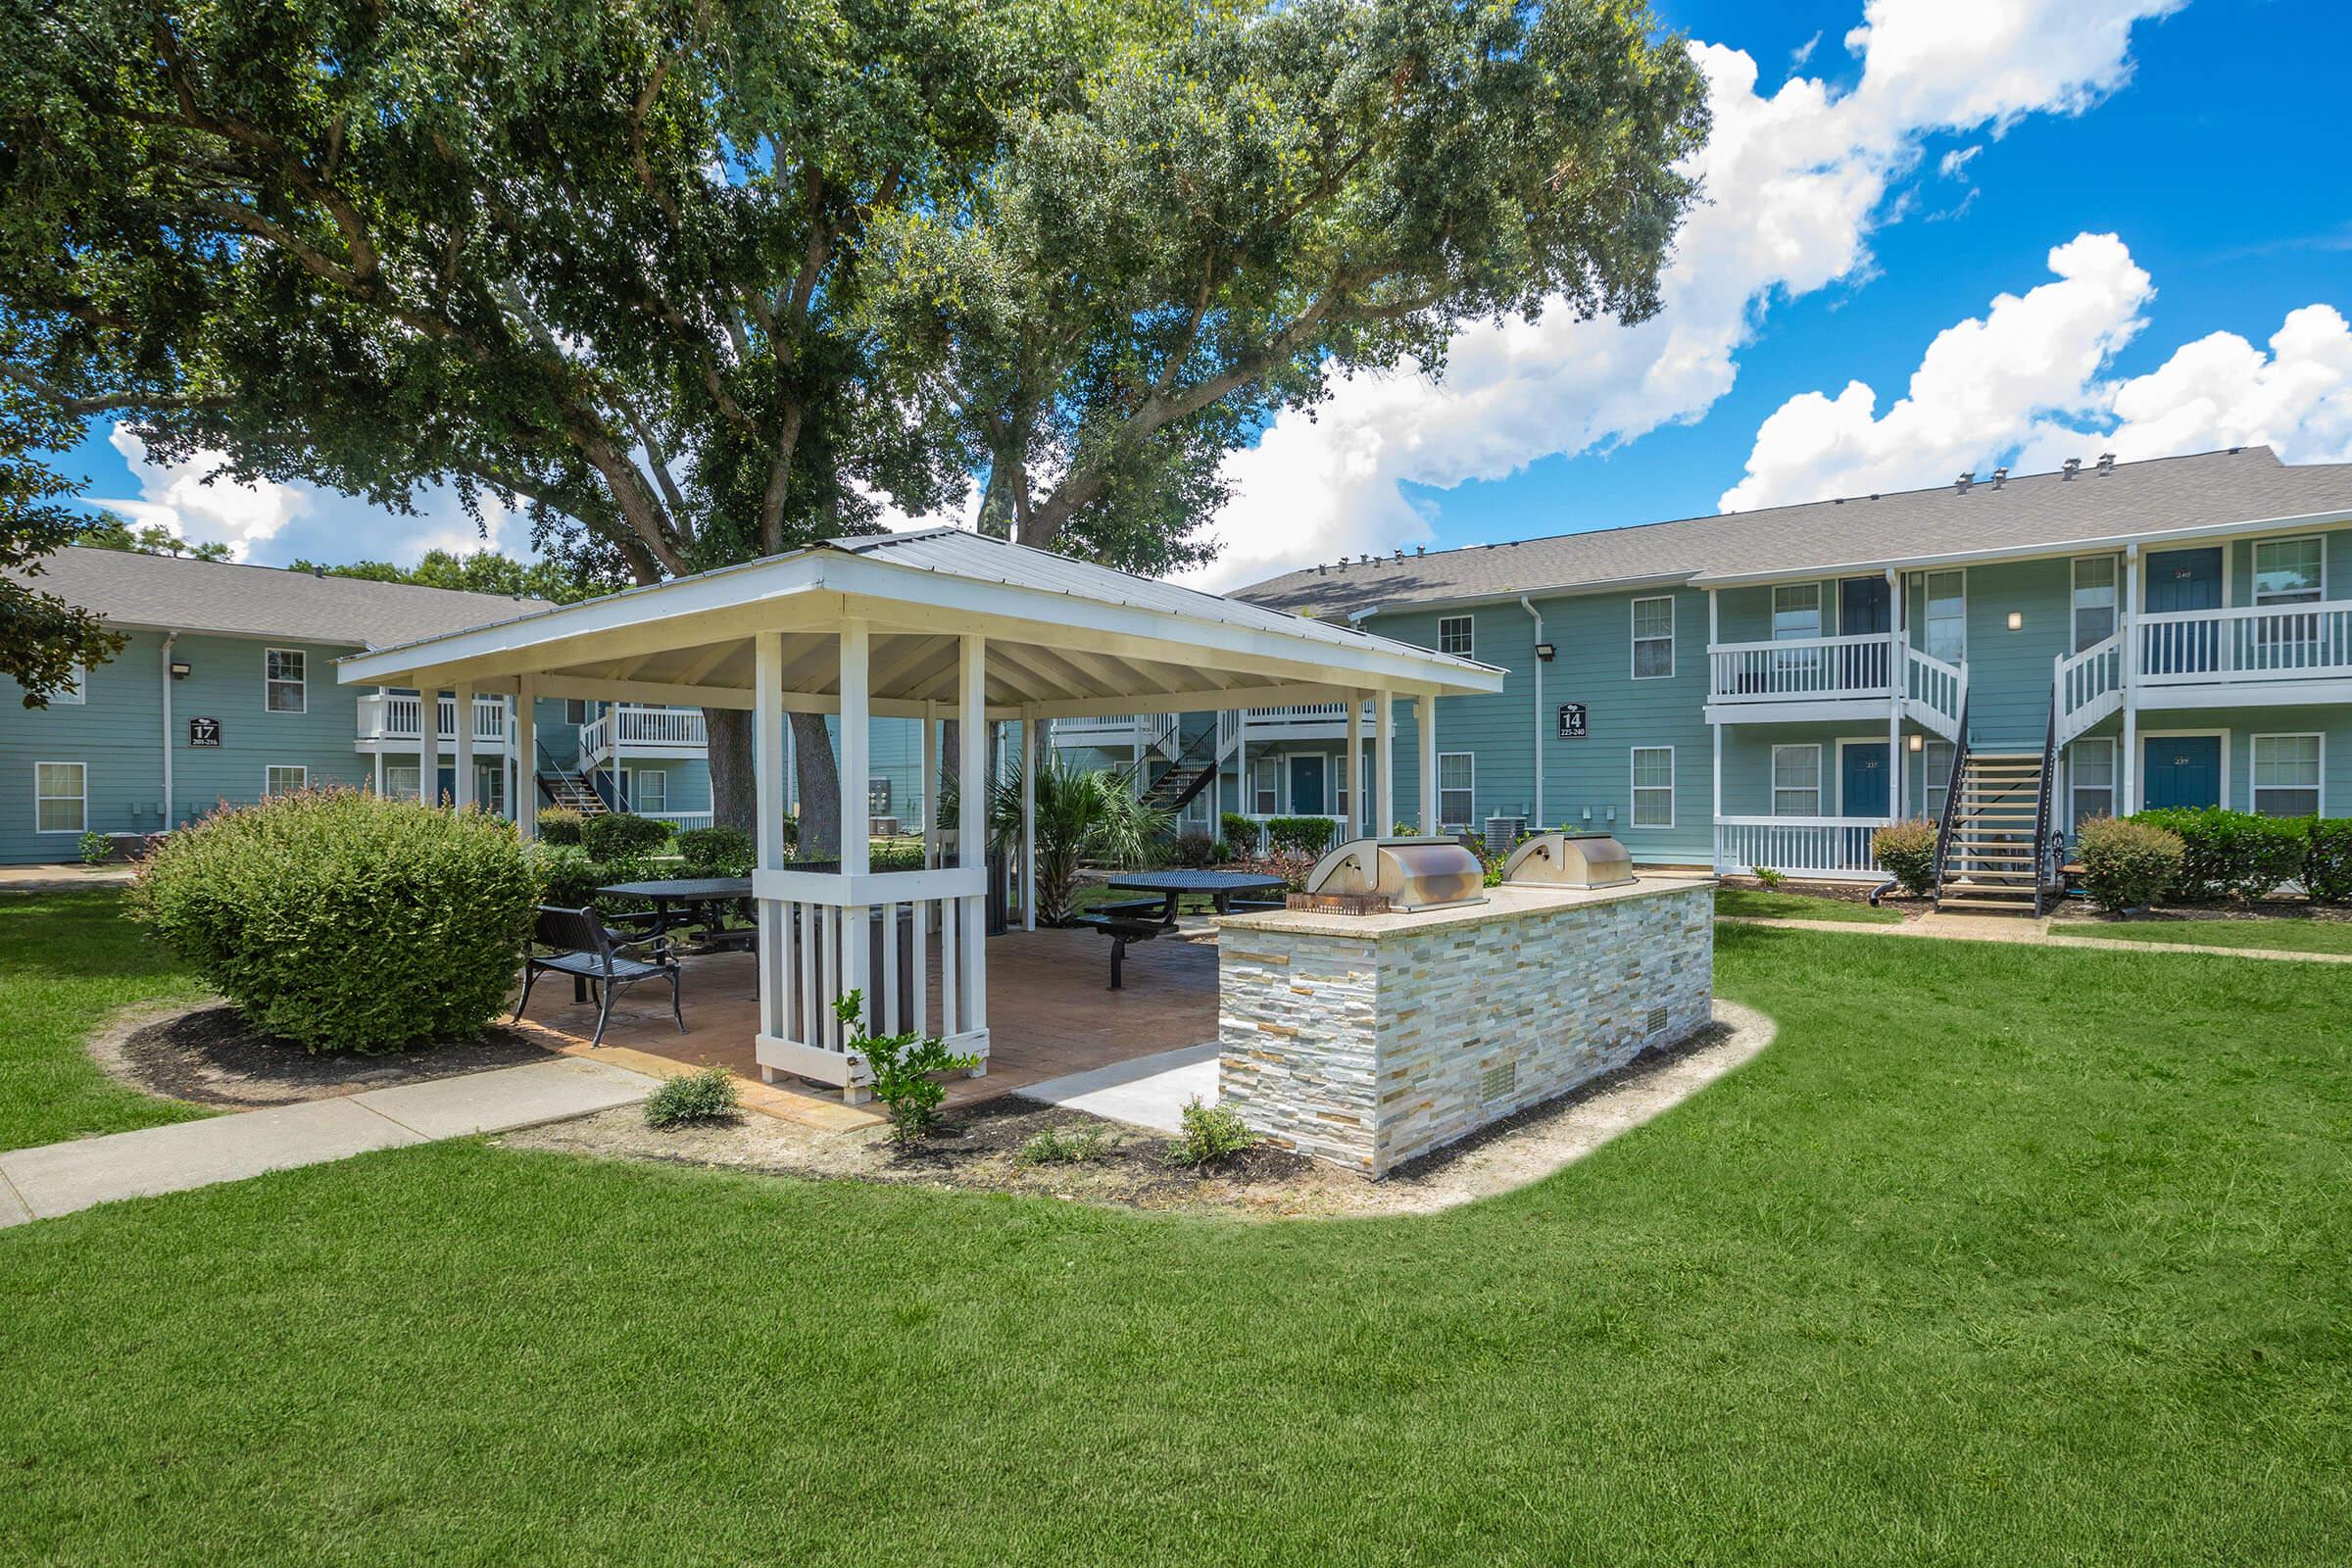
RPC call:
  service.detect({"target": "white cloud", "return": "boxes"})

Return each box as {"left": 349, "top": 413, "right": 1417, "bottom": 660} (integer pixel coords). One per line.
{"left": 1185, "top": 0, "right": 2183, "bottom": 589}
{"left": 1720, "top": 233, "right": 2352, "bottom": 509}
{"left": 1937, "top": 144, "right": 1981, "bottom": 178}
{"left": 1789, "top": 30, "right": 1822, "bottom": 70}
{"left": 93, "top": 426, "right": 308, "bottom": 560}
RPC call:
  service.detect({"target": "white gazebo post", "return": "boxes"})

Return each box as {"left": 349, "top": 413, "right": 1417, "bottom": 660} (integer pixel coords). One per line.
{"left": 1416, "top": 693, "right": 1439, "bottom": 835}
{"left": 612, "top": 701, "right": 627, "bottom": 812}
{"left": 1886, "top": 566, "right": 1903, "bottom": 820}
{"left": 1346, "top": 689, "right": 1364, "bottom": 837}
{"left": 1374, "top": 689, "right": 1396, "bottom": 836}
{"left": 1235, "top": 711, "right": 1250, "bottom": 846}
{"left": 1021, "top": 704, "right": 1038, "bottom": 932}
{"left": 514, "top": 677, "right": 538, "bottom": 837}
{"left": 957, "top": 633, "right": 988, "bottom": 1064}
{"left": 453, "top": 683, "right": 476, "bottom": 809}
{"left": 752, "top": 631, "right": 789, "bottom": 1084}
{"left": 418, "top": 687, "right": 439, "bottom": 806}
{"left": 839, "top": 618, "right": 872, "bottom": 1044}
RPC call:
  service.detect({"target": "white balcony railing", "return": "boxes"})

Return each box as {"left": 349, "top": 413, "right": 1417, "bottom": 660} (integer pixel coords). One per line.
{"left": 2137, "top": 602, "right": 2352, "bottom": 686}
{"left": 356, "top": 693, "right": 507, "bottom": 745}
{"left": 579, "top": 704, "right": 708, "bottom": 760}
{"left": 1714, "top": 816, "right": 1887, "bottom": 881}
{"left": 2055, "top": 633, "right": 2125, "bottom": 747}
{"left": 1709, "top": 634, "right": 1893, "bottom": 704}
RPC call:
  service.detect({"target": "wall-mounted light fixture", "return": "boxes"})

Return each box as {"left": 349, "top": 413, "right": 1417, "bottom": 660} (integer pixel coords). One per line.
{"left": 1533, "top": 641, "right": 1555, "bottom": 662}
{"left": 169, "top": 662, "right": 192, "bottom": 679}
{"left": 2007, "top": 611, "right": 2025, "bottom": 631}
{"left": 1908, "top": 733, "right": 1924, "bottom": 753}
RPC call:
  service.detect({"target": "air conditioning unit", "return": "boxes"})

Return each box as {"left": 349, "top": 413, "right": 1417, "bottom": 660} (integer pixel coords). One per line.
{"left": 1483, "top": 815, "right": 1527, "bottom": 854}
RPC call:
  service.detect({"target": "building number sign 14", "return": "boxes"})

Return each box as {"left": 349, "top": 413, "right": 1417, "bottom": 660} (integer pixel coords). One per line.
{"left": 1556, "top": 703, "right": 1588, "bottom": 740}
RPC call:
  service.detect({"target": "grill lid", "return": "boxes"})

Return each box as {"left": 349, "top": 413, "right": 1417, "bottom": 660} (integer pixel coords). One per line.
{"left": 1304, "top": 836, "right": 1488, "bottom": 912}
{"left": 1500, "top": 831, "right": 1636, "bottom": 890}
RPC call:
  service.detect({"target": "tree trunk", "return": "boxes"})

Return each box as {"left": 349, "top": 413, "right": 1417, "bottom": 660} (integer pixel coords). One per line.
{"left": 792, "top": 711, "right": 842, "bottom": 859}
{"left": 704, "top": 708, "right": 756, "bottom": 838}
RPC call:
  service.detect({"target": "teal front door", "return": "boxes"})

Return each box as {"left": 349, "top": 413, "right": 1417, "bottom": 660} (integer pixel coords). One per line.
{"left": 1841, "top": 742, "right": 1889, "bottom": 817}
{"left": 2144, "top": 547, "right": 2223, "bottom": 674}
{"left": 2143, "top": 736, "right": 2221, "bottom": 809}
{"left": 1288, "top": 755, "right": 1326, "bottom": 815}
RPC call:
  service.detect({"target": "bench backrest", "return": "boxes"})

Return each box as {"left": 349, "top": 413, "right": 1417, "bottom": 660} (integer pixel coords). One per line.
{"left": 533, "top": 906, "right": 614, "bottom": 969}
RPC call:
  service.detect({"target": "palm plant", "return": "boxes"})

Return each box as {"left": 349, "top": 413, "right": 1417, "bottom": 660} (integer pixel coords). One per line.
{"left": 989, "top": 759, "right": 1171, "bottom": 925}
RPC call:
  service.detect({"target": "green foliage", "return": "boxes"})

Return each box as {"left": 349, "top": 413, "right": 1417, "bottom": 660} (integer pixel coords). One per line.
{"left": 284, "top": 549, "right": 612, "bottom": 604}
{"left": 1015, "top": 1123, "right": 1120, "bottom": 1167}
{"left": 2305, "top": 818, "right": 2352, "bottom": 905}
{"left": 1, "top": 385, "right": 129, "bottom": 706}
{"left": 1262, "top": 816, "right": 1338, "bottom": 856}
{"left": 537, "top": 808, "right": 586, "bottom": 847}
{"left": 1169, "top": 831, "right": 1219, "bottom": 869}
{"left": 643, "top": 1066, "right": 742, "bottom": 1129}
{"left": 1871, "top": 818, "right": 1941, "bottom": 898}
{"left": 76, "top": 512, "right": 233, "bottom": 561}
{"left": 77, "top": 830, "right": 113, "bottom": 865}
{"left": 1220, "top": 812, "right": 1260, "bottom": 853}
{"left": 674, "top": 825, "right": 755, "bottom": 876}
{"left": 524, "top": 843, "right": 603, "bottom": 909}
{"left": 834, "top": 992, "right": 980, "bottom": 1144}
{"left": 2079, "top": 816, "right": 2184, "bottom": 914}
{"left": 989, "top": 760, "right": 1171, "bottom": 925}
{"left": 581, "top": 811, "right": 670, "bottom": 860}
{"left": 1750, "top": 866, "right": 1788, "bottom": 892}
{"left": 1230, "top": 850, "right": 1317, "bottom": 893}
{"left": 2132, "top": 808, "right": 2308, "bottom": 903}
{"left": 1161, "top": 1098, "right": 1256, "bottom": 1169}
{"left": 128, "top": 789, "right": 536, "bottom": 1052}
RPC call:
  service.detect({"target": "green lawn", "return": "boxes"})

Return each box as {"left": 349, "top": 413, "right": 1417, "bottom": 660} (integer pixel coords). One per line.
{"left": 2, "top": 927, "right": 2348, "bottom": 1563}
{"left": 0, "top": 890, "right": 212, "bottom": 1150}
{"left": 2050, "top": 913, "right": 2352, "bottom": 956}
{"left": 1713, "top": 884, "right": 1905, "bottom": 923}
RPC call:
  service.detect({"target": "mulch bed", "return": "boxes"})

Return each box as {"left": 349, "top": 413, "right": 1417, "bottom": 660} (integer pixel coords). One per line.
{"left": 96, "top": 1004, "right": 559, "bottom": 1110}
{"left": 864, "top": 1097, "right": 1314, "bottom": 1205}
{"left": 2045, "top": 899, "right": 2352, "bottom": 926}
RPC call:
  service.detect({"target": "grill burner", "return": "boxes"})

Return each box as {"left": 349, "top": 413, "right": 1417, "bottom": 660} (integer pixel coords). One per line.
{"left": 1304, "top": 837, "right": 1488, "bottom": 912}
{"left": 1500, "top": 831, "right": 1636, "bottom": 891}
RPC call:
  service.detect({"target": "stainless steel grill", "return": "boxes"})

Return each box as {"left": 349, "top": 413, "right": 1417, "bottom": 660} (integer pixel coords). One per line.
{"left": 1304, "top": 836, "right": 1488, "bottom": 912}
{"left": 1500, "top": 831, "right": 1636, "bottom": 891}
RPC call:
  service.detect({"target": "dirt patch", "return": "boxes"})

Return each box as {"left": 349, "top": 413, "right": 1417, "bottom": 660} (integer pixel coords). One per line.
{"left": 1717, "top": 876, "right": 1929, "bottom": 919}
{"left": 94, "top": 1004, "right": 560, "bottom": 1110}
{"left": 500, "top": 1001, "right": 1776, "bottom": 1218}
{"left": 2045, "top": 899, "right": 2351, "bottom": 927}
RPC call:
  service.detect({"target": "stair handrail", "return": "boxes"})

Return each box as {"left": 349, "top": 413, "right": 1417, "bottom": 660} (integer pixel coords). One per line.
{"left": 1930, "top": 692, "right": 1972, "bottom": 908}
{"left": 2052, "top": 630, "right": 2123, "bottom": 748}
{"left": 2032, "top": 690, "right": 2059, "bottom": 916}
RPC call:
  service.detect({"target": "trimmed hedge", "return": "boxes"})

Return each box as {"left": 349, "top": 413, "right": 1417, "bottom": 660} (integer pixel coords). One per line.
{"left": 581, "top": 810, "right": 671, "bottom": 860}
{"left": 130, "top": 789, "right": 537, "bottom": 1052}
{"left": 2132, "top": 808, "right": 2317, "bottom": 903}
{"left": 1870, "top": 817, "right": 1940, "bottom": 898}
{"left": 537, "top": 807, "right": 586, "bottom": 846}
{"left": 674, "top": 824, "right": 754, "bottom": 875}
{"left": 1263, "top": 815, "right": 1338, "bottom": 856}
{"left": 1220, "top": 811, "right": 1259, "bottom": 853}
{"left": 2078, "top": 816, "right": 2183, "bottom": 914}
{"left": 2308, "top": 818, "right": 2352, "bottom": 905}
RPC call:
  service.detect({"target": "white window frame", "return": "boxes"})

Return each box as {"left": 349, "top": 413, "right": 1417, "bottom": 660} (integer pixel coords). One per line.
{"left": 1437, "top": 615, "right": 1474, "bottom": 659}
{"left": 53, "top": 663, "right": 88, "bottom": 705}
{"left": 1924, "top": 739, "right": 1955, "bottom": 823}
{"left": 1631, "top": 596, "right": 1675, "bottom": 680}
{"left": 385, "top": 763, "right": 421, "bottom": 801}
{"left": 2067, "top": 736, "right": 2116, "bottom": 827}
{"left": 1922, "top": 569, "right": 1967, "bottom": 664}
{"left": 1629, "top": 746, "right": 1674, "bottom": 829}
{"left": 35, "top": 760, "right": 86, "bottom": 835}
{"left": 629, "top": 766, "right": 669, "bottom": 813}
{"left": 2071, "top": 555, "right": 2119, "bottom": 653}
{"left": 264, "top": 764, "right": 308, "bottom": 797}
{"left": 1251, "top": 755, "right": 1278, "bottom": 815}
{"left": 2251, "top": 536, "right": 2326, "bottom": 606}
{"left": 1771, "top": 744, "right": 1822, "bottom": 818}
{"left": 2249, "top": 733, "right": 2324, "bottom": 818}
{"left": 265, "top": 647, "right": 307, "bottom": 713}
{"left": 1770, "top": 583, "right": 1821, "bottom": 641}
{"left": 1334, "top": 751, "right": 1350, "bottom": 823}
{"left": 1437, "top": 751, "right": 1475, "bottom": 832}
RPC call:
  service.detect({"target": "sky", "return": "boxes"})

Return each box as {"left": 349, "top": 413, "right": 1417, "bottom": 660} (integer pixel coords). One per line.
{"left": 47, "top": 0, "right": 2352, "bottom": 590}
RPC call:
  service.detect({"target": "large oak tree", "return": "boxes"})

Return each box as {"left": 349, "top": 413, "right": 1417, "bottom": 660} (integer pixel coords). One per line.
{"left": 0, "top": 0, "right": 1706, "bottom": 840}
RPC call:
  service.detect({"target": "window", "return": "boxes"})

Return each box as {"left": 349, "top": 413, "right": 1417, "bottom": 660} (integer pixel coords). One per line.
{"left": 54, "top": 663, "right": 87, "bottom": 705}
{"left": 1437, "top": 615, "right": 1474, "bottom": 658}
{"left": 1923, "top": 570, "right": 1966, "bottom": 664}
{"left": 1438, "top": 752, "right": 1474, "bottom": 831}
{"left": 2253, "top": 537, "right": 2325, "bottom": 605}
{"left": 1925, "top": 740, "right": 1955, "bottom": 821}
{"left": 264, "top": 765, "right": 307, "bottom": 797}
{"left": 1630, "top": 747, "right": 1674, "bottom": 829}
{"left": 35, "top": 761, "right": 85, "bottom": 834}
{"left": 2069, "top": 738, "right": 2115, "bottom": 824}
{"left": 2071, "top": 556, "right": 2118, "bottom": 652}
{"left": 1631, "top": 597, "right": 1675, "bottom": 679}
{"left": 633, "top": 768, "right": 669, "bottom": 813}
{"left": 1772, "top": 745, "right": 1821, "bottom": 818}
{"left": 1335, "top": 753, "right": 1351, "bottom": 822}
{"left": 2250, "top": 734, "right": 2322, "bottom": 817}
{"left": 265, "top": 648, "right": 307, "bottom": 712}
{"left": 1251, "top": 756, "right": 1278, "bottom": 815}
{"left": 1771, "top": 583, "right": 1821, "bottom": 641}
{"left": 564, "top": 698, "right": 591, "bottom": 724}
{"left": 474, "top": 763, "right": 507, "bottom": 816}
{"left": 385, "top": 764, "right": 421, "bottom": 801}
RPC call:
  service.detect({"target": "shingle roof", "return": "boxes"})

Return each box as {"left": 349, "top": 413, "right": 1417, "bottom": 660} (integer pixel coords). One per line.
{"left": 1234, "top": 447, "right": 2352, "bottom": 614}
{"left": 16, "top": 546, "right": 550, "bottom": 647}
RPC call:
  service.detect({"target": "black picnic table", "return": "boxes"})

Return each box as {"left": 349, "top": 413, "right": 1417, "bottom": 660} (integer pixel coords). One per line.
{"left": 1102, "top": 869, "right": 1288, "bottom": 928}
{"left": 594, "top": 876, "right": 756, "bottom": 949}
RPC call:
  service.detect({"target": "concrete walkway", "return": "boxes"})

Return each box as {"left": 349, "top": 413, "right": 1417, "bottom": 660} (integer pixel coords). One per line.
{"left": 0, "top": 1056, "right": 660, "bottom": 1227}
{"left": 1718, "top": 912, "right": 2352, "bottom": 964}
{"left": 1014, "top": 1041, "right": 1222, "bottom": 1134}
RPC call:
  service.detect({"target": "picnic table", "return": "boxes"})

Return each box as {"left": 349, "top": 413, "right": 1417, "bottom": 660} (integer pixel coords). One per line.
{"left": 593, "top": 876, "right": 756, "bottom": 949}
{"left": 1102, "top": 868, "right": 1288, "bottom": 928}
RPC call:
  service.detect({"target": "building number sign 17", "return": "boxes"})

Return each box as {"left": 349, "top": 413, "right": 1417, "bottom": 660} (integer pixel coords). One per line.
{"left": 188, "top": 716, "right": 222, "bottom": 747}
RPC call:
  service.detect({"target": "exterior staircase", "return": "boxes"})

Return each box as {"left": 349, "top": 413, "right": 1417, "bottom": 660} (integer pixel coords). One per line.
{"left": 536, "top": 764, "right": 609, "bottom": 816}
{"left": 1142, "top": 758, "right": 1217, "bottom": 816}
{"left": 1934, "top": 750, "right": 2046, "bottom": 915}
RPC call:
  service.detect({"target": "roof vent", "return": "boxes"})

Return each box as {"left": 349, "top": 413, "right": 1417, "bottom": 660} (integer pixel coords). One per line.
{"left": 311, "top": 564, "right": 324, "bottom": 578}
{"left": 2062, "top": 458, "right": 2081, "bottom": 480}
{"left": 2097, "top": 452, "right": 2116, "bottom": 475}
{"left": 1416, "top": 544, "right": 1426, "bottom": 557}
{"left": 1393, "top": 548, "right": 1402, "bottom": 563}
{"left": 1317, "top": 563, "right": 1327, "bottom": 575}
{"left": 1954, "top": 472, "right": 1974, "bottom": 495}
{"left": 1991, "top": 466, "right": 2008, "bottom": 490}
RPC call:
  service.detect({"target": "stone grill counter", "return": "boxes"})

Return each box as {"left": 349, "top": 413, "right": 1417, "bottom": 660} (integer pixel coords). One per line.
{"left": 1215, "top": 877, "right": 1715, "bottom": 1177}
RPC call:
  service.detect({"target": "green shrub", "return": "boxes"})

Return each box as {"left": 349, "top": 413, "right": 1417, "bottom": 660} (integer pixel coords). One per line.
{"left": 870, "top": 841, "right": 927, "bottom": 872}
{"left": 582, "top": 810, "right": 670, "bottom": 860}
{"left": 674, "top": 824, "right": 754, "bottom": 875}
{"left": 538, "top": 807, "right": 586, "bottom": 846}
{"left": 2132, "top": 807, "right": 2307, "bottom": 902}
{"left": 2079, "top": 815, "right": 2183, "bottom": 913}
{"left": 129, "top": 788, "right": 537, "bottom": 1052}
{"left": 1871, "top": 817, "right": 1941, "bottom": 897}
{"left": 77, "top": 830, "right": 113, "bottom": 865}
{"left": 644, "top": 1065, "right": 741, "bottom": 1128}
{"left": 1221, "top": 811, "right": 1260, "bottom": 852}
{"left": 2307, "top": 818, "right": 2352, "bottom": 905}
{"left": 1750, "top": 866, "right": 1787, "bottom": 892}
{"left": 1162, "top": 1098, "right": 1256, "bottom": 1168}
{"left": 1170, "top": 831, "right": 1219, "bottom": 869}
{"left": 835, "top": 991, "right": 981, "bottom": 1144}
{"left": 526, "top": 842, "right": 605, "bottom": 907}
{"left": 1263, "top": 815, "right": 1338, "bottom": 856}
{"left": 1016, "top": 1123, "right": 1120, "bottom": 1166}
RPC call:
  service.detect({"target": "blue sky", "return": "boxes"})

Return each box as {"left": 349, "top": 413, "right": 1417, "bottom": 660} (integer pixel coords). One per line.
{"left": 47, "top": 0, "right": 2352, "bottom": 583}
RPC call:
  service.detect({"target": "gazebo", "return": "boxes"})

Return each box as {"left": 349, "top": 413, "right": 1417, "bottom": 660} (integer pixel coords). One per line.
{"left": 339, "top": 530, "right": 1500, "bottom": 1100}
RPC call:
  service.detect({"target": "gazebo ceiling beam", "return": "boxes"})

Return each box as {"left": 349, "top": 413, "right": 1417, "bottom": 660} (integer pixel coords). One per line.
{"left": 987, "top": 642, "right": 1087, "bottom": 704}
{"left": 1025, "top": 683, "right": 1364, "bottom": 720}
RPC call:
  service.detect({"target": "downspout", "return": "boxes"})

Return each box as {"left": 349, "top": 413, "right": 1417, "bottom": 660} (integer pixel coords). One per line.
{"left": 160, "top": 630, "right": 176, "bottom": 831}
{"left": 1518, "top": 597, "right": 1544, "bottom": 830}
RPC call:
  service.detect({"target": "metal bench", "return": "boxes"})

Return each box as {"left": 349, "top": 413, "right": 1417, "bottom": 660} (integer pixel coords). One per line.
{"left": 1074, "top": 913, "right": 1161, "bottom": 990}
{"left": 1089, "top": 897, "right": 1167, "bottom": 921}
{"left": 514, "top": 906, "right": 684, "bottom": 1048}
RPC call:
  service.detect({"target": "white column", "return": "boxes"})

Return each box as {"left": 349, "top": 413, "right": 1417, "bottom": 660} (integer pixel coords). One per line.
{"left": 417, "top": 687, "right": 439, "bottom": 807}
{"left": 372, "top": 749, "right": 385, "bottom": 796}
{"left": 1131, "top": 713, "right": 1146, "bottom": 798}
{"left": 1711, "top": 720, "right": 1725, "bottom": 873}
{"left": 1708, "top": 588, "right": 1722, "bottom": 866}
{"left": 838, "top": 619, "right": 872, "bottom": 1053}
{"left": 920, "top": 700, "right": 939, "bottom": 865}
{"left": 1374, "top": 690, "right": 1396, "bottom": 836}
{"left": 1416, "top": 693, "right": 1439, "bottom": 835}
{"left": 1345, "top": 690, "right": 1364, "bottom": 839}
{"left": 453, "top": 683, "right": 476, "bottom": 808}
{"left": 515, "top": 677, "right": 538, "bottom": 838}
{"left": 1886, "top": 567, "right": 1903, "bottom": 819}
{"left": 753, "top": 632, "right": 787, "bottom": 1083}
{"left": 1236, "top": 714, "right": 1250, "bottom": 846}
{"left": 956, "top": 633, "right": 989, "bottom": 1055}
{"left": 612, "top": 703, "right": 627, "bottom": 812}
{"left": 2121, "top": 543, "right": 2141, "bottom": 815}
{"left": 1020, "top": 705, "right": 1038, "bottom": 932}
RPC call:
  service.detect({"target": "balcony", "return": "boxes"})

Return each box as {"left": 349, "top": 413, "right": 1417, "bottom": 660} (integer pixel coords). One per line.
{"left": 355, "top": 693, "right": 507, "bottom": 748}
{"left": 2059, "top": 600, "right": 2352, "bottom": 744}
{"left": 1714, "top": 816, "right": 1886, "bottom": 882}
{"left": 1707, "top": 635, "right": 1965, "bottom": 740}
{"left": 579, "top": 705, "right": 709, "bottom": 763}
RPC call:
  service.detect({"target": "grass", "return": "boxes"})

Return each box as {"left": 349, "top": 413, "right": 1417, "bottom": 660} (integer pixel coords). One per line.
{"left": 2050, "top": 911, "right": 2352, "bottom": 955}
{"left": 1713, "top": 884, "right": 1904, "bottom": 923}
{"left": 3, "top": 926, "right": 2347, "bottom": 1563}
{"left": 0, "top": 890, "right": 212, "bottom": 1150}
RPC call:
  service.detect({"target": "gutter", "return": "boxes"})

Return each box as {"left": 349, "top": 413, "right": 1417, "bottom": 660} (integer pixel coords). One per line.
{"left": 160, "top": 630, "right": 176, "bottom": 831}
{"left": 1519, "top": 597, "right": 1544, "bottom": 830}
